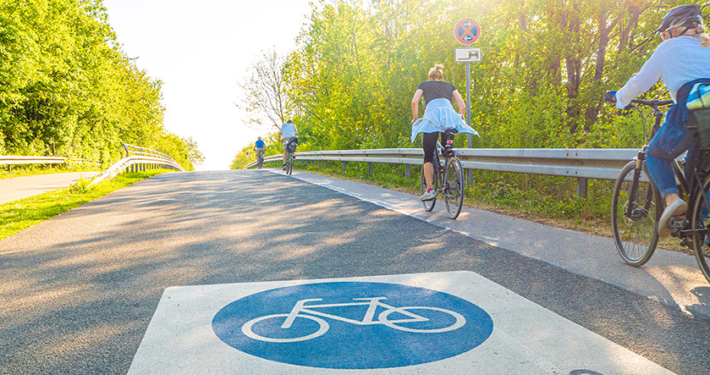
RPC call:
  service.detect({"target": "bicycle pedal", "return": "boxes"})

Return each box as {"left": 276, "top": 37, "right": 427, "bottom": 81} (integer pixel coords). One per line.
{"left": 669, "top": 216, "right": 688, "bottom": 228}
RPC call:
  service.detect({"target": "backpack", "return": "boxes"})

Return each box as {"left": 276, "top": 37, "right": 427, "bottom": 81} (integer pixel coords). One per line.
{"left": 688, "top": 83, "right": 710, "bottom": 149}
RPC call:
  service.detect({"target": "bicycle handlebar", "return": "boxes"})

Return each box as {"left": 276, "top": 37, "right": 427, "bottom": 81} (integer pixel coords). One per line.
{"left": 630, "top": 99, "right": 674, "bottom": 108}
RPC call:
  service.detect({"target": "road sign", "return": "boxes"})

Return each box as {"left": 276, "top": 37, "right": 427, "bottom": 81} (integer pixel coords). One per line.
{"left": 212, "top": 281, "right": 493, "bottom": 369}
{"left": 455, "top": 47, "right": 482, "bottom": 63}
{"left": 454, "top": 18, "right": 481, "bottom": 45}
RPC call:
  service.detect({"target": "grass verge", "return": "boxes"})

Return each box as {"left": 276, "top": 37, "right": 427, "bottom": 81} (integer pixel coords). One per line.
{"left": 0, "top": 169, "right": 173, "bottom": 241}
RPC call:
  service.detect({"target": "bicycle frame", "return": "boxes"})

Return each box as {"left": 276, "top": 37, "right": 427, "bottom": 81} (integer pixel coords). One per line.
{"left": 281, "top": 297, "right": 426, "bottom": 328}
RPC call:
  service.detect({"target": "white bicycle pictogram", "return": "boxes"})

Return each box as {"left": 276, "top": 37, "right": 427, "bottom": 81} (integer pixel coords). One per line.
{"left": 241, "top": 296, "right": 466, "bottom": 343}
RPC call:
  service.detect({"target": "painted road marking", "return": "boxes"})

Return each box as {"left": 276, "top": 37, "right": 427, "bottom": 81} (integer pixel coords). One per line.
{"left": 129, "top": 272, "right": 673, "bottom": 374}
{"left": 213, "top": 282, "right": 491, "bottom": 369}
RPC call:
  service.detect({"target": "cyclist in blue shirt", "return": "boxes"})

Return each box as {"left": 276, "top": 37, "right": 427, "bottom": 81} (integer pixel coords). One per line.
{"left": 279, "top": 120, "right": 299, "bottom": 170}
{"left": 606, "top": 4, "right": 710, "bottom": 237}
{"left": 255, "top": 137, "right": 265, "bottom": 168}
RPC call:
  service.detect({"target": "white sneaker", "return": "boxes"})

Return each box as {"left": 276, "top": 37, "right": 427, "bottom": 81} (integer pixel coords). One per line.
{"left": 420, "top": 190, "right": 436, "bottom": 201}
{"left": 658, "top": 199, "right": 687, "bottom": 237}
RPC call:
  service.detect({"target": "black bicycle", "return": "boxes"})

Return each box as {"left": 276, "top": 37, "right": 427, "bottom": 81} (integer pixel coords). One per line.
{"left": 420, "top": 129, "right": 465, "bottom": 219}
{"left": 256, "top": 149, "right": 264, "bottom": 169}
{"left": 284, "top": 138, "right": 298, "bottom": 175}
{"left": 610, "top": 98, "right": 710, "bottom": 283}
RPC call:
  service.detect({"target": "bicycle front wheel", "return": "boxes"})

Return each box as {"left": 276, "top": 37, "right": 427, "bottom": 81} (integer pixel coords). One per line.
{"left": 420, "top": 164, "right": 437, "bottom": 211}
{"left": 611, "top": 160, "right": 661, "bottom": 266}
{"left": 690, "top": 174, "right": 710, "bottom": 283}
{"left": 444, "top": 157, "right": 464, "bottom": 219}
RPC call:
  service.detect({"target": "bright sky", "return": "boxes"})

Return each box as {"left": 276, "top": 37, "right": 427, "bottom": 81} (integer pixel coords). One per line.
{"left": 103, "top": 0, "right": 313, "bottom": 170}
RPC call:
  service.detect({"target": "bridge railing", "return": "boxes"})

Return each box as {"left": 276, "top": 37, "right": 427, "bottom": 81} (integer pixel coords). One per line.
{"left": 245, "top": 148, "right": 643, "bottom": 197}
{"left": 89, "top": 144, "right": 184, "bottom": 186}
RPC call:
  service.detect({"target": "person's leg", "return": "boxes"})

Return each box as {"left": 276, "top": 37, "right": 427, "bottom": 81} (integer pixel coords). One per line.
{"left": 423, "top": 162, "right": 434, "bottom": 189}
{"left": 282, "top": 139, "right": 289, "bottom": 167}
{"left": 646, "top": 155, "right": 680, "bottom": 200}
{"left": 422, "top": 133, "right": 438, "bottom": 191}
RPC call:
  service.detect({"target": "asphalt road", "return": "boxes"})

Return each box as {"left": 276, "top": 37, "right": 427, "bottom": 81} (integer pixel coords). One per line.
{"left": 1, "top": 170, "right": 709, "bottom": 374}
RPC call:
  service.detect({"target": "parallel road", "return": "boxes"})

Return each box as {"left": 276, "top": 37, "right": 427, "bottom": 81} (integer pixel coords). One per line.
{"left": 0, "top": 170, "right": 709, "bottom": 374}
{"left": 0, "top": 172, "right": 101, "bottom": 204}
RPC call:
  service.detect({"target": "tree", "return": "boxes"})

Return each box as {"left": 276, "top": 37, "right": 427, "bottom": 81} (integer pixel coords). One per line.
{"left": 237, "top": 49, "right": 291, "bottom": 132}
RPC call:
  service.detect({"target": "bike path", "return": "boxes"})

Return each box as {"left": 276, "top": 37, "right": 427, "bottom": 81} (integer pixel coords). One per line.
{"left": 0, "top": 172, "right": 101, "bottom": 204}
{"left": 130, "top": 272, "right": 670, "bottom": 374}
{"left": 282, "top": 170, "right": 710, "bottom": 319}
{"left": 2, "top": 170, "right": 707, "bottom": 374}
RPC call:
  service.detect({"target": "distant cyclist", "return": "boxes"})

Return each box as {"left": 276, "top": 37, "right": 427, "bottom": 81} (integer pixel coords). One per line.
{"left": 411, "top": 64, "right": 478, "bottom": 201}
{"left": 604, "top": 4, "right": 710, "bottom": 237}
{"left": 255, "top": 136, "right": 265, "bottom": 169}
{"left": 279, "top": 120, "right": 299, "bottom": 170}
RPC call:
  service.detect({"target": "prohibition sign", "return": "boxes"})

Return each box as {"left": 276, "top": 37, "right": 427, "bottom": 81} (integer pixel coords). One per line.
{"left": 454, "top": 18, "right": 481, "bottom": 45}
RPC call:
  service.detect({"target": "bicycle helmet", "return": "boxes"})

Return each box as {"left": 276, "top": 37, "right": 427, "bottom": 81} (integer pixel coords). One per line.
{"left": 656, "top": 4, "right": 703, "bottom": 33}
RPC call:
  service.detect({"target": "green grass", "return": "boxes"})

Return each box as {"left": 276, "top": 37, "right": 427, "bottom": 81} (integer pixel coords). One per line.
{"left": 0, "top": 169, "right": 173, "bottom": 241}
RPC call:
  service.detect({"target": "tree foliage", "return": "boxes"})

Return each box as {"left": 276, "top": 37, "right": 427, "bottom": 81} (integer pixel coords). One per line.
{"left": 0, "top": 0, "right": 203, "bottom": 170}
{"left": 235, "top": 0, "right": 707, "bottom": 164}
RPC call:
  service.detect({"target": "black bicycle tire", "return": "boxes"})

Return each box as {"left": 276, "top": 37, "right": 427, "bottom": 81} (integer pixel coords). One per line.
{"left": 286, "top": 152, "right": 293, "bottom": 175}
{"left": 444, "top": 157, "right": 464, "bottom": 219}
{"left": 611, "top": 160, "right": 660, "bottom": 266}
{"left": 690, "top": 174, "right": 710, "bottom": 283}
{"left": 421, "top": 163, "right": 437, "bottom": 211}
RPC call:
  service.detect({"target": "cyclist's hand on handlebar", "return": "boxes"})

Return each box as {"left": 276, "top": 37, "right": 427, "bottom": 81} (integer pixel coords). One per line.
{"left": 603, "top": 91, "right": 617, "bottom": 104}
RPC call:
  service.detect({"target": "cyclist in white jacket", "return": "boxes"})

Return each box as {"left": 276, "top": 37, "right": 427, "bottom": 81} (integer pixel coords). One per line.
{"left": 607, "top": 4, "right": 710, "bottom": 237}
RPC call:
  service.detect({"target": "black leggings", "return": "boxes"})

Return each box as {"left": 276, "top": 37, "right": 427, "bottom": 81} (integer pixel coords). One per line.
{"left": 422, "top": 132, "right": 453, "bottom": 163}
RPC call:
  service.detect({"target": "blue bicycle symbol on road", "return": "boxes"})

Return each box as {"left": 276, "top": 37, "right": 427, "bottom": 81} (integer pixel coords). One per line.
{"left": 242, "top": 296, "right": 466, "bottom": 343}
{"left": 213, "top": 281, "right": 493, "bottom": 369}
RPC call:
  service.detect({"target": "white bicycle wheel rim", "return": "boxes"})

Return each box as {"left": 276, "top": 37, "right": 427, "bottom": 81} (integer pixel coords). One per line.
{"left": 379, "top": 306, "right": 466, "bottom": 333}
{"left": 242, "top": 314, "right": 329, "bottom": 343}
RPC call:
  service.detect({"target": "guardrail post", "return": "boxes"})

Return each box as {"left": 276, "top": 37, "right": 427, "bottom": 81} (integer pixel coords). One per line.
{"left": 343, "top": 161, "right": 347, "bottom": 173}
{"left": 368, "top": 162, "right": 373, "bottom": 176}
{"left": 577, "top": 177, "right": 588, "bottom": 198}
{"left": 318, "top": 160, "right": 322, "bottom": 169}
{"left": 325, "top": 160, "right": 328, "bottom": 169}
{"left": 405, "top": 165, "right": 411, "bottom": 179}
{"left": 467, "top": 169, "right": 473, "bottom": 186}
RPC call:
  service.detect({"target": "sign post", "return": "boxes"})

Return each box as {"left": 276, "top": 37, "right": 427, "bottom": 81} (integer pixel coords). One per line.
{"left": 454, "top": 18, "right": 481, "bottom": 185}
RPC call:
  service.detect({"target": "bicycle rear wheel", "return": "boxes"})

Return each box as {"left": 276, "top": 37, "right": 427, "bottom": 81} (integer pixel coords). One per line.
{"left": 286, "top": 153, "right": 293, "bottom": 175}
{"left": 444, "top": 157, "right": 464, "bottom": 219}
{"left": 690, "top": 174, "right": 710, "bottom": 283}
{"left": 420, "top": 164, "right": 437, "bottom": 211}
{"left": 611, "top": 160, "right": 661, "bottom": 266}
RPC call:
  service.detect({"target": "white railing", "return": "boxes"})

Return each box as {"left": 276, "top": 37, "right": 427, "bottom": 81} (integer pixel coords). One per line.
{"left": 89, "top": 144, "right": 184, "bottom": 186}
{"left": 0, "top": 156, "right": 66, "bottom": 169}
{"left": 245, "top": 148, "right": 642, "bottom": 196}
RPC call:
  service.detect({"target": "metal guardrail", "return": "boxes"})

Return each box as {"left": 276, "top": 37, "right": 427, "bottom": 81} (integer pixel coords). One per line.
{"left": 89, "top": 144, "right": 184, "bottom": 186}
{"left": 245, "top": 148, "right": 643, "bottom": 196}
{"left": 0, "top": 156, "right": 66, "bottom": 169}
{"left": 123, "top": 144, "right": 174, "bottom": 160}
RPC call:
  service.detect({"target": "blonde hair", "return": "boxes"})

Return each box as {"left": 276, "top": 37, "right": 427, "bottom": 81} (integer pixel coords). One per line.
{"left": 668, "top": 22, "right": 710, "bottom": 47}
{"left": 428, "top": 64, "right": 444, "bottom": 80}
